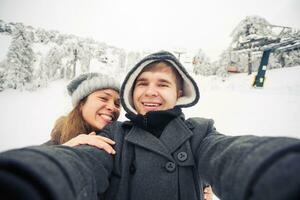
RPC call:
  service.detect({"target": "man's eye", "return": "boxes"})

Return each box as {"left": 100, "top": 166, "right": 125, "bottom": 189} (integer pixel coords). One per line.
{"left": 137, "top": 82, "right": 147, "bottom": 86}
{"left": 159, "top": 84, "right": 168, "bottom": 87}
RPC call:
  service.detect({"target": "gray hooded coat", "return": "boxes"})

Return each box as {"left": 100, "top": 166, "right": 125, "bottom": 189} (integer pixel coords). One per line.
{"left": 1, "top": 118, "right": 299, "bottom": 200}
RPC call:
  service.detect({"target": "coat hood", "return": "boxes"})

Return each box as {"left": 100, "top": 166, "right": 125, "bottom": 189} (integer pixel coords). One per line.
{"left": 120, "top": 51, "right": 200, "bottom": 115}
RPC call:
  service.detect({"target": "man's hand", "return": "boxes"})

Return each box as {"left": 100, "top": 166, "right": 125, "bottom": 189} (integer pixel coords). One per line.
{"left": 204, "top": 185, "right": 213, "bottom": 200}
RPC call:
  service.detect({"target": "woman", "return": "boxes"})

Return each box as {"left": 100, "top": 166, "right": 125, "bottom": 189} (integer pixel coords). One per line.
{"left": 46, "top": 72, "right": 120, "bottom": 154}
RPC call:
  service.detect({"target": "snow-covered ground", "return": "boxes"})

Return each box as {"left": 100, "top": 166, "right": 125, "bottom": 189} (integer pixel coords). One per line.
{"left": 189, "top": 66, "right": 300, "bottom": 138}
{"left": 0, "top": 66, "right": 299, "bottom": 199}
{"left": 1, "top": 66, "right": 300, "bottom": 151}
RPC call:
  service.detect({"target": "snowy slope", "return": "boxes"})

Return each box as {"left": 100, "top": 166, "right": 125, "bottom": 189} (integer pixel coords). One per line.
{"left": 188, "top": 66, "right": 300, "bottom": 138}
{"left": 0, "top": 66, "right": 299, "bottom": 200}
{"left": 0, "top": 66, "right": 300, "bottom": 152}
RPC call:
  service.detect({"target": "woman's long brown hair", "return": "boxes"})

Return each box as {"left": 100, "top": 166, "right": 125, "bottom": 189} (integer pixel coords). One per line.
{"left": 50, "top": 97, "right": 95, "bottom": 144}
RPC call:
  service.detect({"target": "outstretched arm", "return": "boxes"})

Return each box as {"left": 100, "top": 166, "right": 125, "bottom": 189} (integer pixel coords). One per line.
{"left": 0, "top": 144, "right": 113, "bottom": 200}
{"left": 195, "top": 119, "right": 300, "bottom": 200}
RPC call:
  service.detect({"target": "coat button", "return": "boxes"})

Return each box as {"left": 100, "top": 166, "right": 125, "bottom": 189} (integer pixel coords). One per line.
{"left": 177, "top": 152, "right": 188, "bottom": 162}
{"left": 165, "top": 161, "right": 176, "bottom": 172}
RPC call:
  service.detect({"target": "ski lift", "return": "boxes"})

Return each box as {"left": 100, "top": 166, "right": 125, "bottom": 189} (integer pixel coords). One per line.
{"left": 231, "top": 22, "right": 300, "bottom": 88}
{"left": 253, "top": 39, "right": 300, "bottom": 87}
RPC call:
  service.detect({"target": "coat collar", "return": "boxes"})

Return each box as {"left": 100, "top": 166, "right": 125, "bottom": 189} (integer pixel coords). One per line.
{"left": 125, "top": 117, "right": 194, "bottom": 160}
{"left": 160, "top": 117, "right": 194, "bottom": 152}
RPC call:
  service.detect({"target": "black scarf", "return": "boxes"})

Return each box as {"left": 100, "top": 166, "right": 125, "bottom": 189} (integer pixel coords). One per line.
{"left": 125, "top": 107, "right": 182, "bottom": 138}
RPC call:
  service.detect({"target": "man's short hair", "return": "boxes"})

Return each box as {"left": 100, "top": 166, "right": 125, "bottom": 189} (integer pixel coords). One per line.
{"left": 140, "top": 61, "right": 183, "bottom": 92}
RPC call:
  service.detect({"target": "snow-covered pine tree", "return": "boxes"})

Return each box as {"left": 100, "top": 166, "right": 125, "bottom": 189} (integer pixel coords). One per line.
{"left": 2, "top": 23, "right": 35, "bottom": 90}
{"left": 42, "top": 44, "right": 64, "bottom": 81}
{"left": 228, "top": 16, "right": 279, "bottom": 73}
{"left": 215, "top": 50, "right": 231, "bottom": 78}
{"left": 231, "top": 15, "right": 274, "bottom": 49}
{"left": 0, "top": 20, "right": 127, "bottom": 91}
{"left": 77, "top": 38, "right": 95, "bottom": 74}
{"left": 192, "top": 49, "right": 214, "bottom": 76}
{"left": 0, "top": 20, "right": 4, "bottom": 32}
{"left": 60, "top": 38, "right": 77, "bottom": 79}
{"left": 30, "top": 53, "right": 49, "bottom": 88}
{"left": 117, "top": 49, "right": 126, "bottom": 73}
{"left": 283, "top": 49, "right": 300, "bottom": 67}
{"left": 0, "top": 59, "right": 6, "bottom": 91}
{"left": 0, "top": 20, "right": 13, "bottom": 34}
{"left": 34, "top": 28, "right": 50, "bottom": 44}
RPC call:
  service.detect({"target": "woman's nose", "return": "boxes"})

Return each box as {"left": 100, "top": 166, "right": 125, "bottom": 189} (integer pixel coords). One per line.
{"left": 106, "top": 100, "right": 116, "bottom": 111}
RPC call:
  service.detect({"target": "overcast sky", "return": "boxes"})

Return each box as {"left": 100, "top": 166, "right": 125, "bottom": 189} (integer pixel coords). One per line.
{"left": 0, "top": 0, "right": 299, "bottom": 60}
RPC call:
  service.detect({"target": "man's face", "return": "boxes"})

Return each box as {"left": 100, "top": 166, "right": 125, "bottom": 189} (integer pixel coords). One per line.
{"left": 133, "top": 66, "right": 181, "bottom": 115}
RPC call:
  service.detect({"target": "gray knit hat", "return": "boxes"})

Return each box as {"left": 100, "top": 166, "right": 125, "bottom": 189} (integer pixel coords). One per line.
{"left": 120, "top": 51, "right": 200, "bottom": 114}
{"left": 67, "top": 72, "right": 120, "bottom": 106}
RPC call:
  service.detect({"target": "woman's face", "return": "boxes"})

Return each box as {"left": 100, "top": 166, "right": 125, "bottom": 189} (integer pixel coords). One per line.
{"left": 81, "top": 89, "right": 120, "bottom": 130}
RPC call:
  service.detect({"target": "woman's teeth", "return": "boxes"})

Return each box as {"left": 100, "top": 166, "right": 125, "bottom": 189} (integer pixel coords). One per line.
{"left": 100, "top": 114, "right": 112, "bottom": 121}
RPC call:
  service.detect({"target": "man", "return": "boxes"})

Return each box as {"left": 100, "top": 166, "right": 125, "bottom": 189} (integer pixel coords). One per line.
{"left": 0, "top": 51, "right": 299, "bottom": 200}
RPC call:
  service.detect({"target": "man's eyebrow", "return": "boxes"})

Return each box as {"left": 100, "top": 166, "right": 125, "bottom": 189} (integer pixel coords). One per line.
{"left": 136, "top": 78, "right": 172, "bottom": 84}
{"left": 158, "top": 79, "right": 172, "bottom": 84}
{"left": 135, "top": 77, "right": 148, "bottom": 82}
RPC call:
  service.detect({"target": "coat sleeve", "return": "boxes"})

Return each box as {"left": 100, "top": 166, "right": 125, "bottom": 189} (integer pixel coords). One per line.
{"left": 194, "top": 119, "right": 300, "bottom": 200}
{"left": 0, "top": 144, "right": 113, "bottom": 200}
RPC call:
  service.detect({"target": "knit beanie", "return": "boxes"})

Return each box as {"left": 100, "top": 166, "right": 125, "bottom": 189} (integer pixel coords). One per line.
{"left": 120, "top": 51, "right": 200, "bottom": 115}
{"left": 67, "top": 72, "right": 120, "bottom": 106}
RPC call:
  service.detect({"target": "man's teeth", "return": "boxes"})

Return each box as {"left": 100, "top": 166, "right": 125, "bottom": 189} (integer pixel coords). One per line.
{"left": 143, "top": 103, "right": 160, "bottom": 107}
{"left": 100, "top": 114, "right": 112, "bottom": 121}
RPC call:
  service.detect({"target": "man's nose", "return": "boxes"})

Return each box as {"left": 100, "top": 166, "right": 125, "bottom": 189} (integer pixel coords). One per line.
{"left": 145, "top": 85, "right": 158, "bottom": 96}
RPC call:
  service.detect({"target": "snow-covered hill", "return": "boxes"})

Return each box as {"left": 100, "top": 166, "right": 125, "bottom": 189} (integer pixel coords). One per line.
{"left": 0, "top": 66, "right": 300, "bottom": 152}
{"left": 189, "top": 66, "right": 300, "bottom": 138}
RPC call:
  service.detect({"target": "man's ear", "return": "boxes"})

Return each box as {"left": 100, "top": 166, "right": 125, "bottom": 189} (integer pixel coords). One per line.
{"left": 177, "top": 90, "right": 183, "bottom": 98}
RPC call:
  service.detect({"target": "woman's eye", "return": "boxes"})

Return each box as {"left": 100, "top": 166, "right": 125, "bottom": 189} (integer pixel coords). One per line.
{"left": 99, "top": 97, "right": 108, "bottom": 101}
